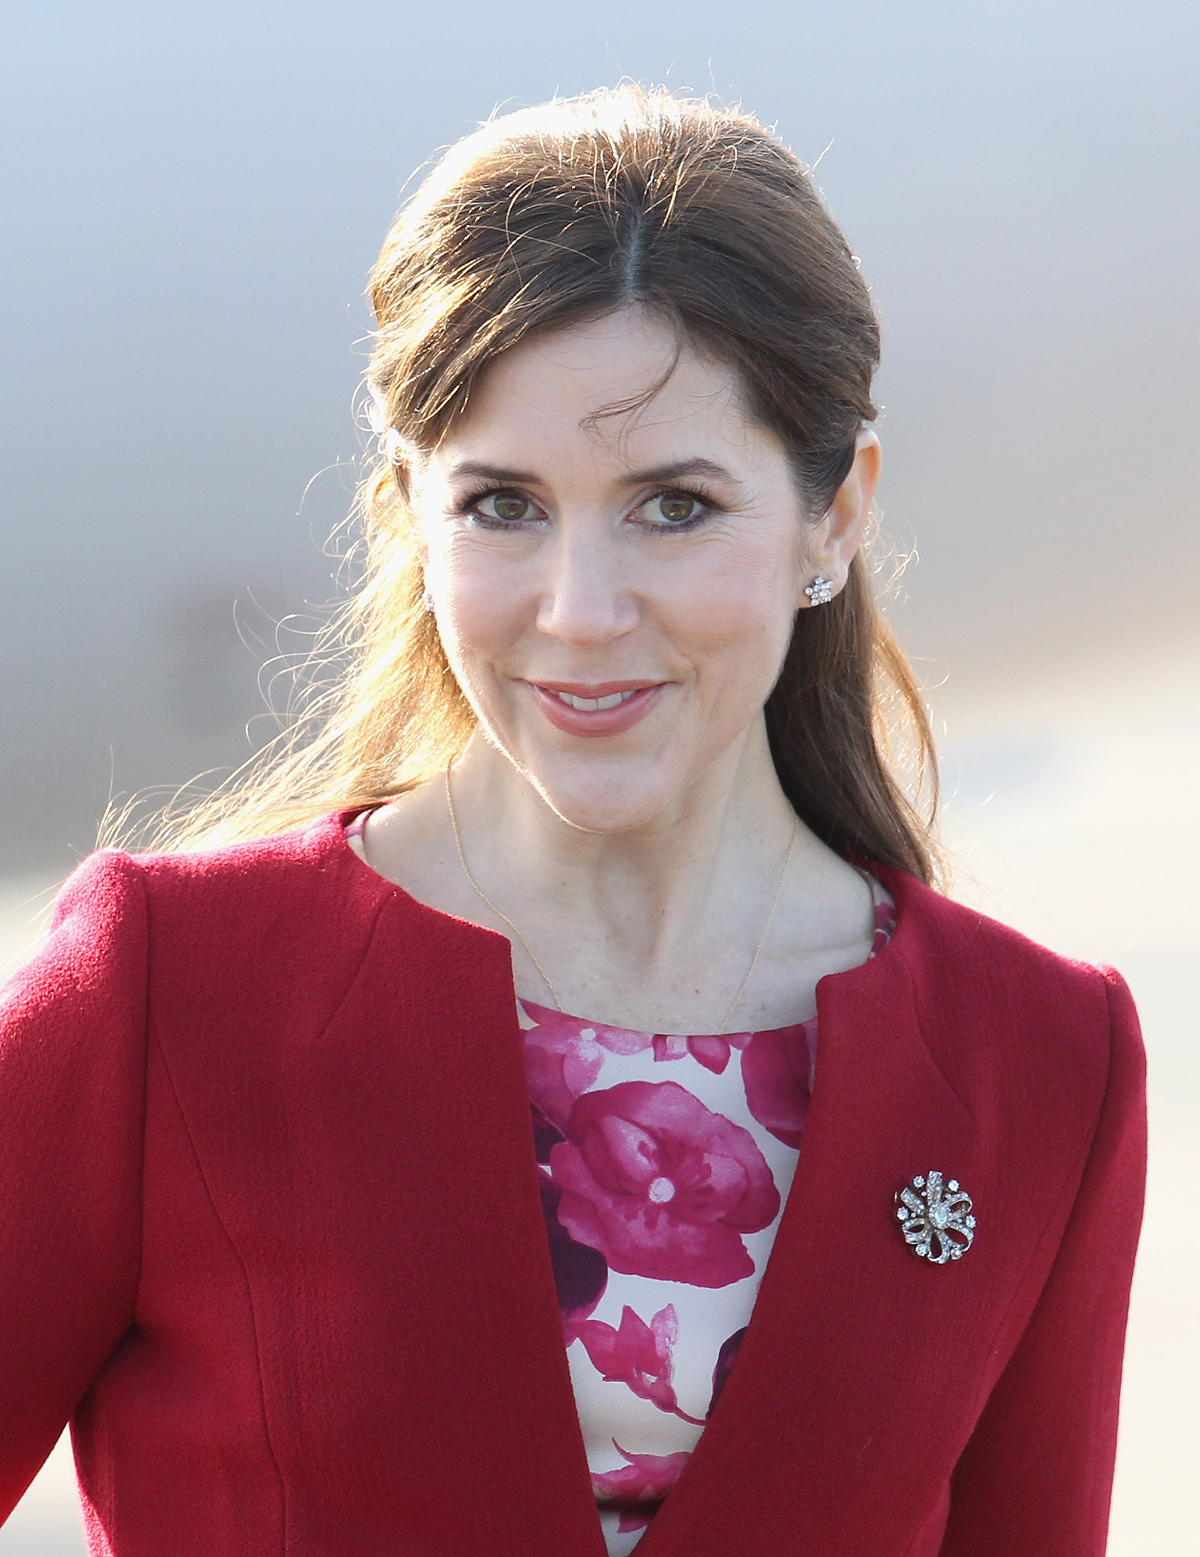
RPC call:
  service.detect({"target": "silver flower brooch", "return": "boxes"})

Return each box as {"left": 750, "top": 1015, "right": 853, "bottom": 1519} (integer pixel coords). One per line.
{"left": 895, "top": 1171, "right": 976, "bottom": 1263}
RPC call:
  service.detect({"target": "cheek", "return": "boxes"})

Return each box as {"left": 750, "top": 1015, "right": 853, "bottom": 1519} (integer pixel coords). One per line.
{"left": 670, "top": 540, "right": 799, "bottom": 682}
{"left": 433, "top": 544, "right": 530, "bottom": 666}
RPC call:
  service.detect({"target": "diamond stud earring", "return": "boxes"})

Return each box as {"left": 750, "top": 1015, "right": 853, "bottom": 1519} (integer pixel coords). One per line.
{"left": 422, "top": 586, "right": 435, "bottom": 613}
{"left": 804, "top": 575, "right": 833, "bottom": 607}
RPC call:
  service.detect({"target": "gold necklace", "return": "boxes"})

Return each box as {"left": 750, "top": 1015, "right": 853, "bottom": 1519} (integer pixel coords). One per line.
{"left": 444, "top": 765, "right": 799, "bottom": 1034}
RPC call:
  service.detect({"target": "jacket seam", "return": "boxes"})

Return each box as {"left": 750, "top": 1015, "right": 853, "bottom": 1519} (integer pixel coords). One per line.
{"left": 149, "top": 1027, "right": 290, "bottom": 1557}
{"left": 131, "top": 887, "right": 394, "bottom": 1555}
{"left": 307, "top": 893, "right": 393, "bottom": 1043}
{"left": 895, "top": 950, "right": 974, "bottom": 1122}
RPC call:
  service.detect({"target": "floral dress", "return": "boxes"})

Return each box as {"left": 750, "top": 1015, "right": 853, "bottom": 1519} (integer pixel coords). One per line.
{"left": 523, "top": 888, "right": 896, "bottom": 1557}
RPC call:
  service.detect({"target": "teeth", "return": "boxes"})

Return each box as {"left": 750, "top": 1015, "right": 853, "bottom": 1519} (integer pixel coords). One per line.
{"left": 553, "top": 689, "right": 638, "bottom": 712}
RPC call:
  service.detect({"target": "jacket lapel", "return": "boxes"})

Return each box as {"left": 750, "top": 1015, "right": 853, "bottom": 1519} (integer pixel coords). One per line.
{"left": 214, "top": 827, "right": 609, "bottom": 1556}
{"left": 635, "top": 872, "right": 992, "bottom": 1556}
{"left": 363, "top": 883, "right": 608, "bottom": 1555}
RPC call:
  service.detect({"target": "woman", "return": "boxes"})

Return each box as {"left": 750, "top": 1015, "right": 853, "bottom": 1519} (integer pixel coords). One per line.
{"left": 0, "top": 88, "right": 1144, "bottom": 1557}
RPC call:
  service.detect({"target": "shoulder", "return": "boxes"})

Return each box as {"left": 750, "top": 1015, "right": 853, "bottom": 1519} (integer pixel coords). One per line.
{"left": 45, "top": 813, "right": 395, "bottom": 1002}
{"left": 874, "top": 865, "right": 1140, "bottom": 1121}
{"left": 878, "top": 864, "right": 1117, "bottom": 1009}
{"left": 46, "top": 814, "right": 420, "bottom": 1054}
{"left": 127, "top": 810, "right": 354, "bottom": 894}
{"left": 83, "top": 811, "right": 382, "bottom": 920}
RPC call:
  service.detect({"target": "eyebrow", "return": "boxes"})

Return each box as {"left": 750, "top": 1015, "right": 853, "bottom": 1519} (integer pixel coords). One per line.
{"left": 443, "top": 456, "right": 742, "bottom": 488}
{"left": 623, "top": 457, "right": 741, "bottom": 487}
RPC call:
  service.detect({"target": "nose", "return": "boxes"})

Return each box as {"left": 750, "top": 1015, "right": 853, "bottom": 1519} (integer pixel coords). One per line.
{"left": 535, "top": 526, "right": 639, "bottom": 647}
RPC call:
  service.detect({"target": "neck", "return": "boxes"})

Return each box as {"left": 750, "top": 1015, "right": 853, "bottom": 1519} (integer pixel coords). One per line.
{"left": 361, "top": 712, "right": 876, "bottom": 1030}
{"left": 447, "top": 718, "right": 800, "bottom": 970}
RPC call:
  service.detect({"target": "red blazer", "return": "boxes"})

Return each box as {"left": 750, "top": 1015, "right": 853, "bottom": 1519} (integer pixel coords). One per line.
{"left": 0, "top": 812, "right": 1146, "bottom": 1556}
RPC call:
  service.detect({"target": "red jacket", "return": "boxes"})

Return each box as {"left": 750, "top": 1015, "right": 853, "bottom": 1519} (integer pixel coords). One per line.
{"left": 0, "top": 812, "right": 1146, "bottom": 1556}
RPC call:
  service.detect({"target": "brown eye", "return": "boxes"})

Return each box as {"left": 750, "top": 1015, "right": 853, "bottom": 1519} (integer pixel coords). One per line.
{"left": 476, "top": 491, "right": 534, "bottom": 522}
{"left": 648, "top": 492, "right": 701, "bottom": 524}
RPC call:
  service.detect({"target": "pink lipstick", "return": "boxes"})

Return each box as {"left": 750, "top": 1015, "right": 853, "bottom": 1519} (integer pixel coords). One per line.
{"left": 526, "top": 680, "right": 665, "bottom": 738}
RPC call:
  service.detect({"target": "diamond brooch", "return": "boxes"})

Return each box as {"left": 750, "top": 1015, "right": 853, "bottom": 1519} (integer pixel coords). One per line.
{"left": 895, "top": 1171, "right": 976, "bottom": 1264}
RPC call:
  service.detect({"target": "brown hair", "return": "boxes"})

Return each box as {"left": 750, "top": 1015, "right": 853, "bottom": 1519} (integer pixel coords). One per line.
{"left": 137, "top": 86, "right": 939, "bottom": 881}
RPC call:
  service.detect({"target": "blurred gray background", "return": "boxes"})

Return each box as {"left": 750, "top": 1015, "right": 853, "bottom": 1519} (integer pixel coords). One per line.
{"left": 1, "top": 1, "right": 1196, "bottom": 1552}
{"left": 1, "top": 0, "right": 1196, "bottom": 875}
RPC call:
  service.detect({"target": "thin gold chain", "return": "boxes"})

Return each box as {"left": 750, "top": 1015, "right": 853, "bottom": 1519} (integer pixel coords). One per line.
{"left": 716, "top": 813, "right": 798, "bottom": 1035}
{"left": 445, "top": 765, "right": 566, "bottom": 1011}
{"left": 444, "top": 764, "right": 799, "bottom": 1032}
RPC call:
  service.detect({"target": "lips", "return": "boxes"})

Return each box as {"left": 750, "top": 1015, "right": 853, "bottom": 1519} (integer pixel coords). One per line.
{"left": 526, "top": 680, "right": 665, "bottom": 738}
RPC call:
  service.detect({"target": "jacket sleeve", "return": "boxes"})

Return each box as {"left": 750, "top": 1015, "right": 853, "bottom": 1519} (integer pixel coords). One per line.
{"left": 939, "top": 966, "right": 1148, "bottom": 1556}
{"left": 0, "top": 851, "right": 148, "bottom": 1522}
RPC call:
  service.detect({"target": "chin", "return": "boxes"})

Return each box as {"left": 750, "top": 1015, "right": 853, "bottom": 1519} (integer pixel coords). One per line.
{"left": 520, "top": 753, "right": 687, "bottom": 834}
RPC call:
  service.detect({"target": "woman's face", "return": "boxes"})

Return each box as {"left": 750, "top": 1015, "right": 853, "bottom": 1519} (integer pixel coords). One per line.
{"left": 416, "top": 308, "right": 873, "bottom": 832}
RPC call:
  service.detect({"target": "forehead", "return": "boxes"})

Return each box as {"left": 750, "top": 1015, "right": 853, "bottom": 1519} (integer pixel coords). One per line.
{"left": 433, "top": 309, "right": 772, "bottom": 473}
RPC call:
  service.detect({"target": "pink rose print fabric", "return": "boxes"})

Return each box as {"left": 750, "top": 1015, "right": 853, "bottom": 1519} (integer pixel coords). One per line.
{"left": 573, "top": 1303, "right": 706, "bottom": 1426}
{"left": 591, "top": 1444, "right": 695, "bottom": 1534}
{"left": 521, "top": 883, "right": 896, "bottom": 1556}
{"left": 552, "top": 1080, "right": 781, "bottom": 1287}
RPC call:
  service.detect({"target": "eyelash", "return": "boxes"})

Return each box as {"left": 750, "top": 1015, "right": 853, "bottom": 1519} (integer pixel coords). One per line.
{"left": 453, "top": 484, "right": 719, "bottom": 532}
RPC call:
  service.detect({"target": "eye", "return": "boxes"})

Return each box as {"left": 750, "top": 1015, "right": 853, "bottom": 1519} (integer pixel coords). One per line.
{"left": 638, "top": 490, "right": 707, "bottom": 527}
{"left": 472, "top": 490, "right": 539, "bottom": 524}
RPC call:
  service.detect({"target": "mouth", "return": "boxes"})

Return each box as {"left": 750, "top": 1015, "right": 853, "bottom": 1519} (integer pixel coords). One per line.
{"left": 525, "top": 680, "right": 666, "bottom": 737}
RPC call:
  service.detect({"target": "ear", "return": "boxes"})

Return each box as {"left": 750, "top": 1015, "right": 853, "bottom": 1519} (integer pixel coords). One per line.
{"left": 381, "top": 422, "right": 428, "bottom": 506}
{"left": 391, "top": 443, "right": 429, "bottom": 566}
{"left": 798, "top": 430, "right": 881, "bottom": 607}
{"left": 388, "top": 448, "right": 415, "bottom": 506}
